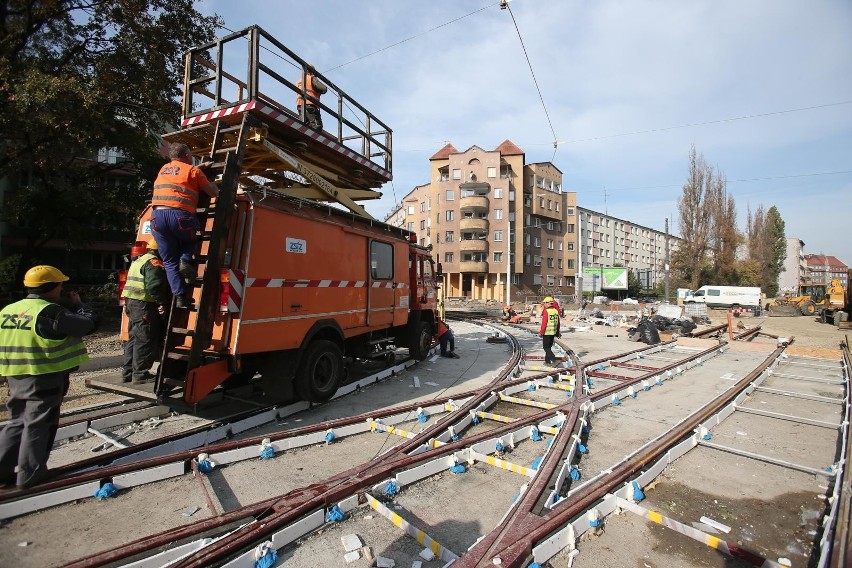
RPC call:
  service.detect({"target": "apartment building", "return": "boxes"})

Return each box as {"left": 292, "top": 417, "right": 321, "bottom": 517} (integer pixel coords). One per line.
{"left": 779, "top": 238, "right": 807, "bottom": 292}
{"left": 805, "top": 254, "right": 849, "bottom": 287}
{"left": 576, "top": 207, "right": 675, "bottom": 292}
{"left": 390, "top": 141, "right": 676, "bottom": 302}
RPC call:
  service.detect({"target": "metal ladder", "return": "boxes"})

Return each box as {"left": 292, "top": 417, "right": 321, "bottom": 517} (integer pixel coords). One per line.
{"left": 154, "top": 114, "right": 258, "bottom": 401}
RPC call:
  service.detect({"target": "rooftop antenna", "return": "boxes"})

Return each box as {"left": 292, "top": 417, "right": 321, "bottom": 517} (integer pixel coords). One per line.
{"left": 603, "top": 187, "right": 608, "bottom": 215}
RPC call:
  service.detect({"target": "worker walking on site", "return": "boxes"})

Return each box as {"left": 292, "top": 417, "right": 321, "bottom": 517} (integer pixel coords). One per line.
{"left": 296, "top": 64, "right": 327, "bottom": 131}
{"left": 539, "top": 297, "right": 561, "bottom": 366}
{"left": 150, "top": 142, "right": 219, "bottom": 309}
{"left": 121, "top": 239, "right": 170, "bottom": 384}
{"left": 435, "top": 318, "right": 460, "bottom": 358}
{"left": 0, "top": 266, "right": 99, "bottom": 489}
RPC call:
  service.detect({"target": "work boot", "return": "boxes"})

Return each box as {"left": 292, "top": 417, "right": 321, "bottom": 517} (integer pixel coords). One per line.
{"left": 174, "top": 295, "right": 192, "bottom": 309}
{"left": 449, "top": 352, "right": 460, "bottom": 359}
{"left": 131, "top": 372, "right": 156, "bottom": 385}
{"left": 179, "top": 259, "right": 196, "bottom": 281}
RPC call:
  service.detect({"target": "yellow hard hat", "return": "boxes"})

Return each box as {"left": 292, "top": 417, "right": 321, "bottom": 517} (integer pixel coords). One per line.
{"left": 543, "top": 296, "right": 554, "bottom": 303}
{"left": 23, "top": 265, "right": 70, "bottom": 287}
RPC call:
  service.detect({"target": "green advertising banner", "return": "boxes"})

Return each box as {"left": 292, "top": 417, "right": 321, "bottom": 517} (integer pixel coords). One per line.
{"left": 584, "top": 266, "right": 628, "bottom": 290}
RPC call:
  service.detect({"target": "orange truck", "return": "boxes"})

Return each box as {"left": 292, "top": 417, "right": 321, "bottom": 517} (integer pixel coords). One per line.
{"left": 99, "top": 25, "right": 438, "bottom": 406}
{"left": 119, "top": 192, "right": 439, "bottom": 405}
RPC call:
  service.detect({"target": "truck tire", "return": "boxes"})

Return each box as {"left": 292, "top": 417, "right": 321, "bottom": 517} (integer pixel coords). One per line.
{"left": 408, "top": 322, "right": 432, "bottom": 361}
{"left": 800, "top": 301, "right": 816, "bottom": 316}
{"left": 295, "top": 340, "right": 343, "bottom": 403}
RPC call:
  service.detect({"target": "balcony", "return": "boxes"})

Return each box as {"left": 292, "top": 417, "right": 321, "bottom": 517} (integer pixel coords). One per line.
{"left": 459, "top": 261, "right": 489, "bottom": 273}
{"left": 460, "top": 195, "right": 489, "bottom": 211}
{"left": 460, "top": 218, "right": 489, "bottom": 232}
{"left": 459, "top": 239, "right": 488, "bottom": 253}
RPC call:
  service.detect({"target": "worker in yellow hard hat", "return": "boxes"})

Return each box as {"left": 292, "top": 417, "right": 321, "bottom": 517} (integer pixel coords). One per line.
{"left": 121, "top": 239, "right": 170, "bottom": 385}
{"left": 542, "top": 296, "right": 562, "bottom": 318}
{"left": 539, "top": 297, "right": 562, "bottom": 366}
{"left": 0, "top": 265, "right": 99, "bottom": 489}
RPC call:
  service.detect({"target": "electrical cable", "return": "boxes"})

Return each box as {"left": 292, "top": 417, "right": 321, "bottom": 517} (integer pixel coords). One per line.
{"left": 503, "top": 3, "right": 559, "bottom": 160}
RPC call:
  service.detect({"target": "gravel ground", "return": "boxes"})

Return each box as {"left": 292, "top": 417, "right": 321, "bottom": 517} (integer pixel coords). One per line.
{"left": 0, "top": 307, "right": 848, "bottom": 422}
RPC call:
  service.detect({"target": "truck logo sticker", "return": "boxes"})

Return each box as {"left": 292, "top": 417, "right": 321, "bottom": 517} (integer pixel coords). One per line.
{"left": 142, "top": 221, "right": 152, "bottom": 235}
{"left": 286, "top": 238, "right": 307, "bottom": 254}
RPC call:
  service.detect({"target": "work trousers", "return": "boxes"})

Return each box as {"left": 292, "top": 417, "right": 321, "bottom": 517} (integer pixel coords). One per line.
{"left": 122, "top": 299, "right": 164, "bottom": 381}
{"left": 152, "top": 207, "right": 198, "bottom": 296}
{"left": 303, "top": 105, "right": 323, "bottom": 130}
{"left": 542, "top": 334, "right": 557, "bottom": 364}
{"left": 0, "top": 371, "right": 70, "bottom": 487}
{"left": 439, "top": 330, "right": 455, "bottom": 355}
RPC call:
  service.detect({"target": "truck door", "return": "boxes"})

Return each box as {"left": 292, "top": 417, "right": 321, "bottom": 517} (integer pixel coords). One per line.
{"left": 368, "top": 240, "right": 395, "bottom": 327}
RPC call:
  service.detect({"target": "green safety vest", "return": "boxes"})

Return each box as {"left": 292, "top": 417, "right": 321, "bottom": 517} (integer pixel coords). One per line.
{"left": 544, "top": 307, "right": 560, "bottom": 335}
{"left": 121, "top": 253, "right": 157, "bottom": 303}
{"left": 0, "top": 298, "right": 89, "bottom": 377}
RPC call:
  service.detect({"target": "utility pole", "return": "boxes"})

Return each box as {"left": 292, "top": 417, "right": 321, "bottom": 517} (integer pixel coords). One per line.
{"left": 576, "top": 211, "right": 583, "bottom": 305}
{"left": 664, "top": 217, "right": 671, "bottom": 304}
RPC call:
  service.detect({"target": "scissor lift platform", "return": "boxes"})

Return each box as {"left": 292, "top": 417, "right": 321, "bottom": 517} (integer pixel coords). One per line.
{"left": 167, "top": 25, "right": 392, "bottom": 201}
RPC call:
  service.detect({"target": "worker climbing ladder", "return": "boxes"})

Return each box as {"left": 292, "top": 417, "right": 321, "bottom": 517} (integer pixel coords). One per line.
{"left": 154, "top": 113, "right": 258, "bottom": 401}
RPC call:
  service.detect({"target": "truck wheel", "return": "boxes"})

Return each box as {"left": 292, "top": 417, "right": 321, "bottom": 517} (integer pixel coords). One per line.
{"left": 408, "top": 322, "right": 432, "bottom": 361}
{"left": 295, "top": 340, "right": 343, "bottom": 402}
{"left": 800, "top": 301, "right": 816, "bottom": 316}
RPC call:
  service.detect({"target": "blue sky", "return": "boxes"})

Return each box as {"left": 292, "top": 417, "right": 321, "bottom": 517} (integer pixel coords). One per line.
{"left": 198, "top": 0, "right": 852, "bottom": 265}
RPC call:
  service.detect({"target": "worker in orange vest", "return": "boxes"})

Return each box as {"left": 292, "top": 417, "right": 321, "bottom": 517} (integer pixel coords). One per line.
{"left": 296, "top": 64, "right": 328, "bottom": 131}
{"left": 150, "top": 142, "right": 219, "bottom": 309}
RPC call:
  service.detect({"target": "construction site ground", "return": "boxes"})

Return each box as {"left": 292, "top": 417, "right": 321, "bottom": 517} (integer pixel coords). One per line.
{"left": 0, "top": 306, "right": 847, "bottom": 567}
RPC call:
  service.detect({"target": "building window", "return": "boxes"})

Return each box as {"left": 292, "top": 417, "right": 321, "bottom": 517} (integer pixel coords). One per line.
{"left": 547, "top": 258, "right": 554, "bottom": 268}
{"left": 546, "top": 275, "right": 555, "bottom": 286}
{"left": 567, "top": 242, "right": 574, "bottom": 251}
{"left": 539, "top": 197, "right": 544, "bottom": 207}
{"left": 567, "top": 207, "right": 574, "bottom": 215}
{"left": 445, "top": 231, "right": 454, "bottom": 242}
{"left": 446, "top": 190, "right": 454, "bottom": 201}
{"left": 407, "top": 205, "right": 414, "bottom": 215}
{"left": 494, "top": 187, "right": 503, "bottom": 198}
{"left": 534, "top": 218, "right": 541, "bottom": 228}
{"left": 407, "top": 222, "right": 414, "bottom": 232}
{"left": 533, "top": 236, "right": 541, "bottom": 247}
{"left": 534, "top": 255, "right": 542, "bottom": 267}
{"left": 555, "top": 202, "right": 559, "bottom": 212}
{"left": 509, "top": 190, "right": 515, "bottom": 201}
{"left": 568, "top": 259, "right": 575, "bottom": 269}
{"left": 420, "top": 202, "right": 426, "bottom": 212}
{"left": 487, "top": 167, "right": 497, "bottom": 178}
{"left": 525, "top": 254, "right": 531, "bottom": 265}
{"left": 446, "top": 210, "right": 454, "bottom": 221}
{"left": 547, "top": 239, "right": 554, "bottom": 249}
{"left": 494, "top": 230, "right": 503, "bottom": 241}
{"left": 493, "top": 251, "right": 503, "bottom": 262}
{"left": 547, "top": 199, "right": 552, "bottom": 210}
{"left": 558, "top": 241, "right": 563, "bottom": 251}
{"left": 567, "top": 223, "right": 575, "bottom": 233}
{"left": 547, "top": 221, "right": 554, "bottom": 231}
{"left": 494, "top": 209, "right": 503, "bottom": 220}
{"left": 445, "top": 252, "right": 454, "bottom": 263}
{"left": 452, "top": 169, "right": 461, "bottom": 180}
{"left": 558, "top": 259, "right": 563, "bottom": 269}
{"left": 420, "top": 220, "right": 425, "bottom": 230}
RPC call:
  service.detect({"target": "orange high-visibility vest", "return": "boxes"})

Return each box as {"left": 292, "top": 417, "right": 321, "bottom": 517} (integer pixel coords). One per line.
{"left": 296, "top": 75, "right": 322, "bottom": 107}
{"left": 151, "top": 160, "right": 206, "bottom": 213}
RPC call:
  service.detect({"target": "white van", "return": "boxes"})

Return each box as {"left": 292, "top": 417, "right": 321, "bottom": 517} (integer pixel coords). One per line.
{"left": 684, "top": 286, "right": 761, "bottom": 311}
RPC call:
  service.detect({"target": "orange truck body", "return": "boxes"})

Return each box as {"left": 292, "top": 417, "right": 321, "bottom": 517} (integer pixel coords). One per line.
{"left": 122, "top": 190, "right": 439, "bottom": 403}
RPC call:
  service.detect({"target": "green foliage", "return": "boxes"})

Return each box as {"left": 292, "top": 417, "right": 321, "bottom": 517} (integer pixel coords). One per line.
{"left": 627, "top": 269, "right": 641, "bottom": 296}
{"left": 85, "top": 272, "right": 121, "bottom": 303}
{"left": 0, "top": 1, "right": 223, "bottom": 270}
{"left": 764, "top": 206, "right": 786, "bottom": 297}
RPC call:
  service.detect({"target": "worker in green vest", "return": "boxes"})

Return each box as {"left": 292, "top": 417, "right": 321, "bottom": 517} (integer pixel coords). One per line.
{"left": 0, "top": 265, "right": 99, "bottom": 489}
{"left": 121, "top": 238, "right": 170, "bottom": 384}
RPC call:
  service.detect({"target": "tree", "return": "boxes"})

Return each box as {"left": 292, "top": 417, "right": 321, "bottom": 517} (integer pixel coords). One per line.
{"left": 745, "top": 204, "right": 786, "bottom": 295}
{"left": 763, "top": 206, "right": 786, "bottom": 297}
{"left": 672, "top": 146, "right": 714, "bottom": 289}
{"left": 0, "top": 1, "right": 222, "bottom": 280}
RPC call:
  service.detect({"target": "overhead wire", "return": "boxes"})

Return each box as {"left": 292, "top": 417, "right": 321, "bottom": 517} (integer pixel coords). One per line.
{"left": 503, "top": 2, "right": 559, "bottom": 161}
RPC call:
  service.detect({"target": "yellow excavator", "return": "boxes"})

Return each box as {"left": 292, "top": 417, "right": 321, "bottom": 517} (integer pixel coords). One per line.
{"left": 766, "top": 282, "right": 829, "bottom": 316}
{"left": 819, "top": 278, "right": 848, "bottom": 325}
